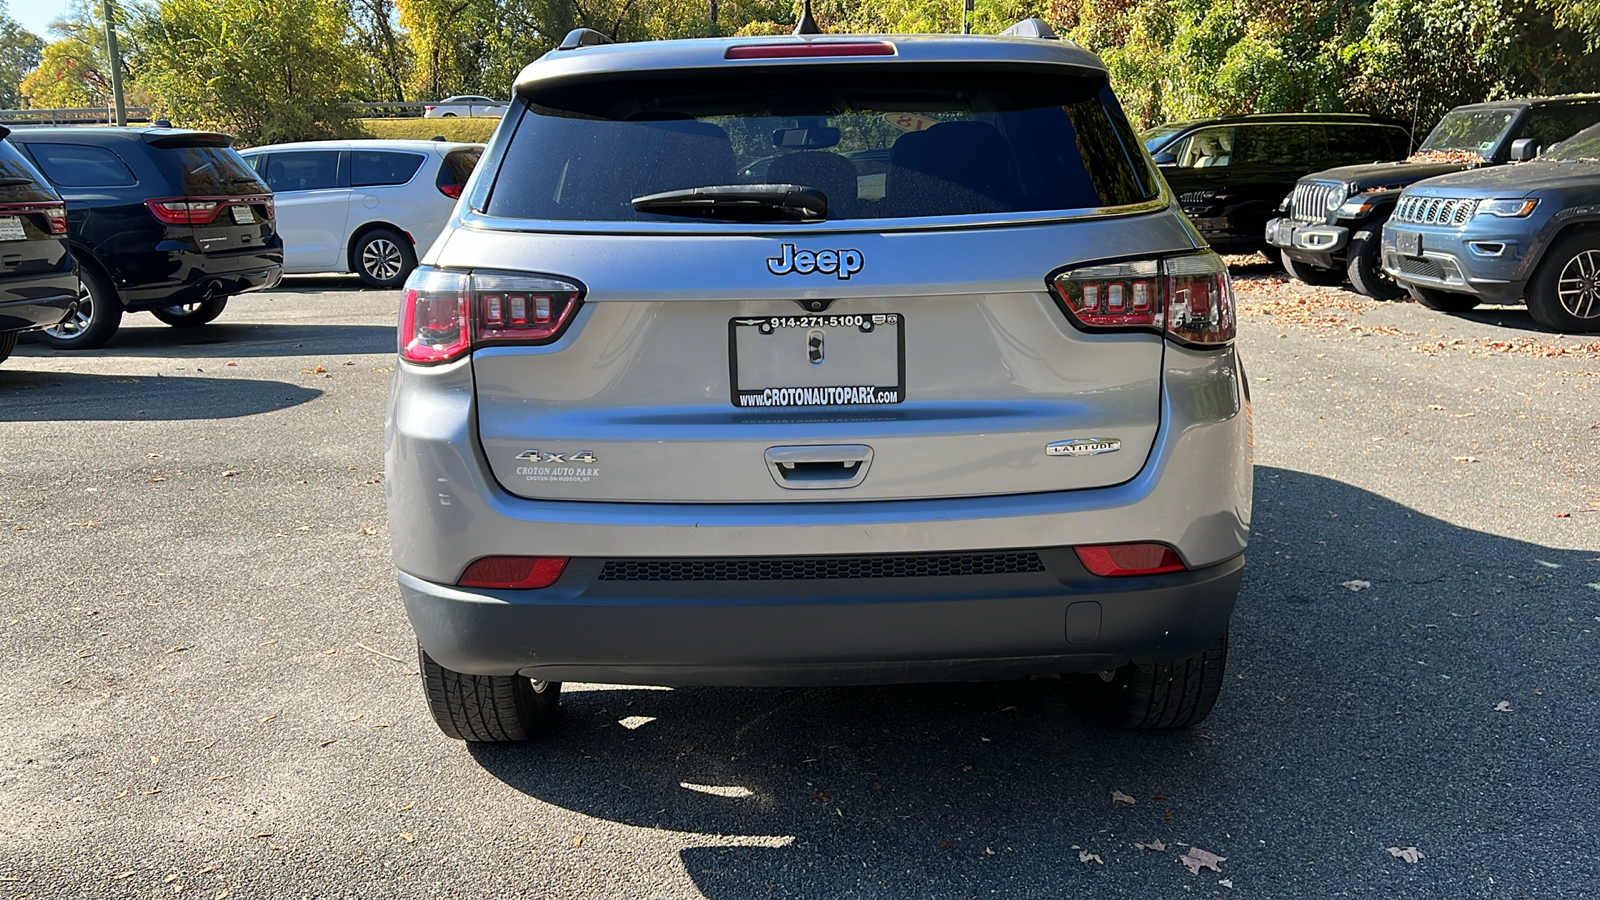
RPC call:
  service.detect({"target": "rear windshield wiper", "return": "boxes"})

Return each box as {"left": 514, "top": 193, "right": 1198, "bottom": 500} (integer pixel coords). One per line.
{"left": 0, "top": 176, "right": 35, "bottom": 187}
{"left": 632, "top": 184, "right": 827, "bottom": 222}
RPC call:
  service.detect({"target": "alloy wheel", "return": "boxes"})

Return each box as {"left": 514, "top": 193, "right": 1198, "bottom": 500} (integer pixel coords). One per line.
{"left": 362, "top": 238, "right": 405, "bottom": 282}
{"left": 1557, "top": 249, "right": 1600, "bottom": 319}
{"left": 45, "top": 287, "right": 93, "bottom": 339}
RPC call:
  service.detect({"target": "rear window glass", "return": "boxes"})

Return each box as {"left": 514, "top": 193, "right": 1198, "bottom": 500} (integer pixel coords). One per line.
{"left": 1517, "top": 104, "right": 1600, "bottom": 153}
{"left": 24, "top": 143, "right": 136, "bottom": 187}
{"left": 263, "top": 151, "right": 342, "bottom": 192}
{"left": 0, "top": 141, "right": 61, "bottom": 203}
{"left": 486, "top": 67, "right": 1156, "bottom": 222}
{"left": 352, "top": 150, "right": 425, "bottom": 187}
{"left": 1320, "top": 124, "right": 1410, "bottom": 164}
{"left": 438, "top": 147, "right": 481, "bottom": 187}
{"left": 159, "top": 146, "right": 268, "bottom": 195}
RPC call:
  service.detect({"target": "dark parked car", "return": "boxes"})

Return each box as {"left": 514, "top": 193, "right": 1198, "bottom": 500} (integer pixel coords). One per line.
{"left": 1146, "top": 113, "right": 1412, "bottom": 256}
{"left": 0, "top": 126, "right": 77, "bottom": 366}
{"left": 6, "top": 127, "right": 284, "bottom": 349}
{"left": 1267, "top": 94, "right": 1600, "bottom": 297}
{"left": 1382, "top": 121, "right": 1600, "bottom": 332}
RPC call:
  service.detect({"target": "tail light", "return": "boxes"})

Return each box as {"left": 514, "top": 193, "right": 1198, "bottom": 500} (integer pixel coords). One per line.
{"left": 1075, "top": 543, "right": 1186, "bottom": 577}
{"left": 438, "top": 183, "right": 463, "bottom": 199}
{"left": 398, "top": 267, "right": 584, "bottom": 365}
{"left": 0, "top": 201, "right": 69, "bottom": 235}
{"left": 146, "top": 198, "right": 221, "bottom": 225}
{"left": 424, "top": 105, "right": 436, "bottom": 112}
{"left": 1050, "top": 252, "right": 1235, "bottom": 347}
{"left": 260, "top": 195, "right": 275, "bottom": 219}
{"left": 42, "top": 204, "right": 69, "bottom": 234}
{"left": 458, "top": 556, "right": 569, "bottom": 589}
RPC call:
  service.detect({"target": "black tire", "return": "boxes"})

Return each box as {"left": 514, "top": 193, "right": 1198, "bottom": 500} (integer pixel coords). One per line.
{"left": 1526, "top": 231, "right": 1600, "bottom": 333}
{"left": 1089, "top": 632, "right": 1229, "bottom": 730}
{"left": 419, "top": 643, "right": 560, "bottom": 742}
{"left": 1280, "top": 251, "right": 1344, "bottom": 287}
{"left": 441, "top": 112, "right": 457, "bottom": 118}
{"left": 1345, "top": 229, "right": 1404, "bottom": 299}
{"left": 0, "top": 331, "right": 16, "bottom": 365}
{"left": 37, "top": 258, "right": 122, "bottom": 350}
{"left": 1408, "top": 286, "right": 1480, "bottom": 312}
{"left": 352, "top": 228, "right": 416, "bottom": 289}
{"left": 150, "top": 296, "right": 228, "bottom": 327}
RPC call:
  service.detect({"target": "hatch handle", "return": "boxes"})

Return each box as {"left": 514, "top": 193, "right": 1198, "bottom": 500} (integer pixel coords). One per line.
{"left": 765, "top": 444, "right": 873, "bottom": 489}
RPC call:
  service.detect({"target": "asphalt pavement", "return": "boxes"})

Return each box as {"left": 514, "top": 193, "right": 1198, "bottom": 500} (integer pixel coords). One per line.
{"left": 1, "top": 268, "right": 1597, "bottom": 898}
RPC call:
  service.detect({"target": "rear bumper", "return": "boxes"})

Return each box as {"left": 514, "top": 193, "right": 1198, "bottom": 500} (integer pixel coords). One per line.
{"left": 400, "top": 552, "right": 1244, "bottom": 684}
{"left": 0, "top": 269, "right": 78, "bottom": 332}
{"left": 118, "top": 248, "right": 284, "bottom": 310}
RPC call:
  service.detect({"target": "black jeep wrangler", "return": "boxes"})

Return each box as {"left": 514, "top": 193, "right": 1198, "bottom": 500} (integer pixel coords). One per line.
{"left": 1266, "top": 94, "right": 1600, "bottom": 297}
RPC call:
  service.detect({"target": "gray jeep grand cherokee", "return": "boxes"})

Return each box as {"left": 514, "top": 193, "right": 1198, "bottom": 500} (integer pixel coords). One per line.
{"left": 385, "top": 21, "right": 1252, "bottom": 742}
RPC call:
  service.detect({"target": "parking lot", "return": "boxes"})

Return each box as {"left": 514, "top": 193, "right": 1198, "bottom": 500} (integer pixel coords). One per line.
{"left": 2, "top": 268, "right": 1598, "bottom": 898}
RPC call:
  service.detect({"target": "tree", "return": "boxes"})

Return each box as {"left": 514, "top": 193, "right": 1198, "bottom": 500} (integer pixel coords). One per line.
{"left": 0, "top": 2, "right": 44, "bottom": 109}
{"left": 131, "top": 0, "right": 361, "bottom": 145}
{"left": 348, "top": 0, "right": 415, "bottom": 102}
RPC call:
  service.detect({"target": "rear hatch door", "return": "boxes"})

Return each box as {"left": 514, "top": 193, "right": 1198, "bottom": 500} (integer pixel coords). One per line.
{"left": 146, "top": 132, "right": 274, "bottom": 255}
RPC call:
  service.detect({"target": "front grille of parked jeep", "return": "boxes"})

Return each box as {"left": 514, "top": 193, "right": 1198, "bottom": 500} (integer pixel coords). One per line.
{"left": 598, "top": 552, "right": 1048, "bottom": 581}
{"left": 1394, "top": 195, "right": 1477, "bottom": 227}
{"left": 1291, "top": 181, "right": 1347, "bottom": 222}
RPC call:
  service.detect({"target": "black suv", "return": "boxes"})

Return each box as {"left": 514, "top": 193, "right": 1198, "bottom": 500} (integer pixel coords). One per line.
{"left": 0, "top": 126, "right": 77, "bottom": 366}
{"left": 1146, "top": 113, "right": 1412, "bottom": 256}
{"left": 6, "top": 128, "right": 284, "bottom": 349}
{"left": 1267, "top": 94, "right": 1600, "bottom": 297}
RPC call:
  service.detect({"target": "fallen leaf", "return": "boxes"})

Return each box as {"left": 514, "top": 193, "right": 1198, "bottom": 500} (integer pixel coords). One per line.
{"left": 1386, "top": 846, "right": 1424, "bottom": 864}
{"left": 1341, "top": 579, "right": 1371, "bottom": 591}
{"left": 1111, "top": 790, "right": 1136, "bottom": 805}
{"left": 981, "top": 847, "right": 996, "bottom": 858}
{"left": 208, "top": 774, "right": 234, "bottom": 782}
{"left": 1135, "top": 840, "right": 1167, "bottom": 852}
{"left": 215, "top": 889, "right": 231, "bottom": 900}
{"left": 226, "top": 362, "right": 237, "bottom": 367}
{"left": 571, "top": 833, "right": 585, "bottom": 847}
{"left": 1494, "top": 700, "right": 1512, "bottom": 712}
{"left": 167, "top": 646, "right": 188, "bottom": 654}
{"left": 401, "top": 832, "right": 415, "bottom": 844}
{"left": 1451, "top": 456, "right": 1478, "bottom": 463}
{"left": 398, "top": 801, "right": 416, "bottom": 811}
{"left": 937, "top": 840, "right": 956, "bottom": 849}
{"left": 1555, "top": 512, "right": 1571, "bottom": 518}
{"left": 1162, "top": 809, "right": 1176, "bottom": 820}
{"left": 814, "top": 791, "right": 833, "bottom": 804}
{"left": 1078, "top": 850, "right": 1104, "bottom": 864}
{"left": 1220, "top": 878, "right": 1235, "bottom": 888}
{"left": 1180, "top": 846, "right": 1226, "bottom": 875}
{"left": 137, "top": 787, "right": 162, "bottom": 796}
{"left": 164, "top": 873, "right": 180, "bottom": 884}
{"left": 112, "top": 870, "right": 136, "bottom": 880}
{"left": 252, "top": 831, "right": 273, "bottom": 839}
{"left": 198, "top": 864, "right": 221, "bottom": 874}
{"left": 317, "top": 738, "right": 338, "bottom": 748}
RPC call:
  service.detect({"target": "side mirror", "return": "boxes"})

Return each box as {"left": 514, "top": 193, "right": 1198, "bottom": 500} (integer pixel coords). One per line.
{"left": 1151, "top": 152, "right": 1178, "bottom": 166}
{"left": 1508, "top": 138, "right": 1538, "bottom": 162}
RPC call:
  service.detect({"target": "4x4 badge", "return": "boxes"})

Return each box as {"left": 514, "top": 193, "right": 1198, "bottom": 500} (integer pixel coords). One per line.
{"left": 1046, "top": 438, "right": 1121, "bottom": 457}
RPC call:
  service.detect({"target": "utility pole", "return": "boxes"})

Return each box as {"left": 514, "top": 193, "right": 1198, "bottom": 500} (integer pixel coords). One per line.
{"left": 961, "top": 0, "right": 973, "bottom": 34}
{"left": 103, "top": 0, "right": 127, "bottom": 126}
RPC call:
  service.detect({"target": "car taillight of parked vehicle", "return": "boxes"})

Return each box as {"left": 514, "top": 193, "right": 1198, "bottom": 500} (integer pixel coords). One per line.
{"left": 1049, "top": 252, "right": 1235, "bottom": 347}
{"left": 146, "top": 198, "right": 224, "bottom": 225}
{"left": 0, "top": 201, "right": 70, "bottom": 235}
{"left": 438, "top": 183, "right": 463, "bottom": 199}
{"left": 398, "top": 268, "right": 584, "bottom": 364}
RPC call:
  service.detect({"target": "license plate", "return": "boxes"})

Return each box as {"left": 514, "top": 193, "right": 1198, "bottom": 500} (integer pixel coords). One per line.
{"left": 0, "top": 216, "right": 25, "bottom": 241}
{"left": 230, "top": 205, "right": 254, "bottom": 225}
{"left": 730, "top": 314, "right": 904, "bottom": 408}
{"left": 1268, "top": 220, "right": 1293, "bottom": 245}
{"left": 1396, "top": 230, "right": 1421, "bottom": 257}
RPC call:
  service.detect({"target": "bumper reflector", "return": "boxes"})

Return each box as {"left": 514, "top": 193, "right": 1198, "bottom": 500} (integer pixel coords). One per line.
{"left": 458, "top": 556, "right": 570, "bottom": 589}
{"left": 1074, "top": 543, "right": 1185, "bottom": 577}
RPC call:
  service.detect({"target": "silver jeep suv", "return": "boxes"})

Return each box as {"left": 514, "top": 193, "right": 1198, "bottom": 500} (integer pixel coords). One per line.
{"left": 386, "top": 21, "right": 1252, "bottom": 742}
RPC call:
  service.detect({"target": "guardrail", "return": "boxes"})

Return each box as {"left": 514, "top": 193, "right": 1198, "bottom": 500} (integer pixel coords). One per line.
{"left": 342, "top": 101, "right": 430, "bottom": 118}
{"left": 0, "top": 106, "right": 153, "bottom": 126}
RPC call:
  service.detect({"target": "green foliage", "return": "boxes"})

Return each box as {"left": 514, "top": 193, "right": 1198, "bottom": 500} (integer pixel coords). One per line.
{"left": 0, "top": 2, "right": 44, "bottom": 109}
{"left": 130, "top": 0, "right": 362, "bottom": 145}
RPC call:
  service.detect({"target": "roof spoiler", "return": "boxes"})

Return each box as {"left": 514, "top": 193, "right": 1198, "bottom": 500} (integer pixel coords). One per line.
{"left": 999, "top": 18, "right": 1059, "bottom": 39}
{"left": 557, "top": 28, "right": 614, "bottom": 50}
{"left": 144, "top": 131, "right": 234, "bottom": 148}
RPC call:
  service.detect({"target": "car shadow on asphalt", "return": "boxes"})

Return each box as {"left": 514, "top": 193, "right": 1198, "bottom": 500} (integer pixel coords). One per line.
{"left": 1450, "top": 306, "right": 1549, "bottom": 333}
{"left": 462, "top": 466, "right": 1600, "bottom": 898}
{"left": 0, "top": 370, "right": 321, "bottom": 421}
{"left": 13, "top": 321, "right": 397, "bottom": 359}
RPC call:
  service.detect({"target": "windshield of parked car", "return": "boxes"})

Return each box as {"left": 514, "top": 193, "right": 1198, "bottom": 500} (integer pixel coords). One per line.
{"left": 1141, "top": 124, "right": 1186, "bottom": 153}
{"left": 1416, "top": 108, "right": 1518, "bottom": 157}
{"left": 485, "top": 66, "right": 1158, "bottom": 222}
{"left": 1547, "top": 122, "right": 1600, "bottom": 161}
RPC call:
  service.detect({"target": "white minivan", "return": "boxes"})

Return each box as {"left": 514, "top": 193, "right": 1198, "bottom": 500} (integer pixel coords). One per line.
{"left": 240, "top": 139, "right": 481, "bottom": 288}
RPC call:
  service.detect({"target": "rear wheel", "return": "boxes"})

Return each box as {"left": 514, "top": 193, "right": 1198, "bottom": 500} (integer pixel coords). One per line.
{"left": 38, "top": 260, "right": 122, "bottom": 350}
{"left": 1409, "top": 286, "right": 1480, "bottom": 312}
{"left": 1346, "top": 229, "right": 1404, "bottom": 299}
{"left": 1088, "top": 632, "right": 1228, "bottom": 730}
{"left": 1280, "top": 252, "right": 1344, "bottom": 287}
{"left": 150, "top": 296, "right": 228, "bottom": 327}
{"left": 1526, "top": 232, "right": 1600, "bottom": 333}
{"left": 0, "top": 331, "right": 16, "bottom": 364}
{"left": 419, "top": 643, "right": 561, "bottom": 742}
{"left": 353, "top": 228, "right": 416, "bottom": 289}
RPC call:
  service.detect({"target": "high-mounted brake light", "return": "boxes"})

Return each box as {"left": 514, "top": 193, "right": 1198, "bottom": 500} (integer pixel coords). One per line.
{"left": 1075, "top": 543, "right": 1186, "bottom": 577}
{"left": 1049, "top": 252, "right": 1235, "bottom": 347}
{"left": 725, "top": 42, "right": 896, "bottom": 59}
{"left": 458, "top": 556, "right": 570, "bottom": 589}
{"left": 398, "top": 267, "right": 584, "bottom": 365}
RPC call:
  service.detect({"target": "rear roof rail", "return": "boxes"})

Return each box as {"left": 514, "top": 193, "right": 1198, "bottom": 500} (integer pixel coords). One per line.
{"left": 1000, "top": 18, "right": 1058, "bottom": 39}
{"left": 557, "top": 28, "right": 614, "bottom": 50}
